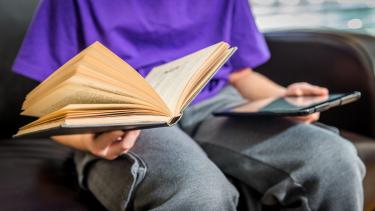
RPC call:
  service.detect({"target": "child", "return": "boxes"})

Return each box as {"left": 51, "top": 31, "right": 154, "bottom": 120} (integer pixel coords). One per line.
{"left": 13, "top": 0, "right": 365, "bottom": 210}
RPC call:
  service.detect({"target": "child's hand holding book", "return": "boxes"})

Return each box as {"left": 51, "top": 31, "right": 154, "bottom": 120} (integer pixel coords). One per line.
{"left": 53, "top": 130, "right": 140, "bottom": 160}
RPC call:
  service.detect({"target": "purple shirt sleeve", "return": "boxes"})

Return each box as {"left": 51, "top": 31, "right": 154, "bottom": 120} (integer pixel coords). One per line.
{"left": 229, "top": 0, "right": 270, "bottom": 71}
{"left": 12, "top": 0, "right": 81, "bottom": 82}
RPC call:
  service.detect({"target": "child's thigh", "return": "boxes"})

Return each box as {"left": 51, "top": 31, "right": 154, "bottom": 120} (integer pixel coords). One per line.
{"left": 77, "top": 126, "right": 238, "bottom": 210}
{"left": 193, "top": 117, "right": 363, "bottom": 192}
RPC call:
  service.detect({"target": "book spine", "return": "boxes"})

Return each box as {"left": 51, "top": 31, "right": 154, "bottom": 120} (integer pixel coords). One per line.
{"left": 168, "top": 114, "right": 182, "bottom": 126}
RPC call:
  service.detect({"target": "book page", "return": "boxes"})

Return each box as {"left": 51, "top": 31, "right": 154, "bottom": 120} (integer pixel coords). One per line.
{"left": 179, "top": 47, "right": 237, "bottom": 111}
{"left": 21, "top": 82, "right": 161, "bottom": 117}
{"left": 23, "top": 41, "right": 171, "bottom": 117}
{"left": 20, "top": 103, "right": 170, "bottom": 131}
{"left": 145, "top": 42, "right": 227, "bottom": 112}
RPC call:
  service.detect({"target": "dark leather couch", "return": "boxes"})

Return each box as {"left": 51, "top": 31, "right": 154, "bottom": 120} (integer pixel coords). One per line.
{"left": 0, "top": 1, "right": 374, "bottom": 210}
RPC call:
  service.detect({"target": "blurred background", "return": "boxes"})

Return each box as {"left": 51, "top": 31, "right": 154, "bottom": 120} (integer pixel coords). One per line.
{"left": 251, "top": 0, "right": 375, "bottom": 34}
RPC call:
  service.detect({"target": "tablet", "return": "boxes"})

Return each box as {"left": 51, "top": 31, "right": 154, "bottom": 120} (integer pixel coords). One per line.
{"left": 213, "top": 91, "right": 361, "bottom": 117}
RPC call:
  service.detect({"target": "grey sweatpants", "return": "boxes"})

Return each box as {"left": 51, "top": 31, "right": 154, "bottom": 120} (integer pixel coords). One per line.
{"left": 74, "top": 86, "right": 365, "bottom": 211}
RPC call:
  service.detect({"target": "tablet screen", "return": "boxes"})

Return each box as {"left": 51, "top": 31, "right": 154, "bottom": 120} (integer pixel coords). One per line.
{"left": 218, "top": 93, "right": 355, "bottom": 117}
{"left": 238, "top": 95, "right": 342, "bottom": 112}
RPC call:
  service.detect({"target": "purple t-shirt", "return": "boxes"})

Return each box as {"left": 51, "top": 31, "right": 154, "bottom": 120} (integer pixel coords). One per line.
{"left": 13, "top": 0, "right": 270, "bottom": 104}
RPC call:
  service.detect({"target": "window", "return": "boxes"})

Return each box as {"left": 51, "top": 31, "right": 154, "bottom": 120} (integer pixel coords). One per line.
{"left": 251, "top": 0, "right": 375, "bottom": 35}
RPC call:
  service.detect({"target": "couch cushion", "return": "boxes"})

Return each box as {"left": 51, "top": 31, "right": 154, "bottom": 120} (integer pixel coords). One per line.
{"left": 0, "top": 138, "right": 105, "bottom": 211}
{"left": 341, "top": 130, "right": 375, "bottom": 211}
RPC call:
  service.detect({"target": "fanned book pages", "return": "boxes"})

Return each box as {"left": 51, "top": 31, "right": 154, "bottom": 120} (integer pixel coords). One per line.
{"left": 14, "top": 41, "right": 237, "bottom": 138}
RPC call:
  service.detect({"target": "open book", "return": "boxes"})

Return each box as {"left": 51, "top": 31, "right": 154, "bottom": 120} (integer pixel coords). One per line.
{"left": 15, "top": 41, "right": 236, "bottom": 138}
